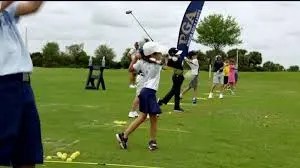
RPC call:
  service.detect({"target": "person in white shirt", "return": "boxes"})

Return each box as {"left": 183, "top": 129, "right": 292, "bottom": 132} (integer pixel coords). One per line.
{"left": 116, "top": 41, "right": 164, "bottom": 151}
{"left": 180, "top": 51, "right": 200, "bottom": 104}
{"left": 128, "top": 50, "right": 145, "bottom": 118}
{"left": 127, "top": 42, "right": 139, "bottom": 88}
{"left": 0, "top": 1, "right": 44, "bottom": 168}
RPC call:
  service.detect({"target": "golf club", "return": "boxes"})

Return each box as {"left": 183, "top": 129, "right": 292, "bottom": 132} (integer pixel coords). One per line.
{"left": 126, "top": 10, "right": 154, "bottom": 41}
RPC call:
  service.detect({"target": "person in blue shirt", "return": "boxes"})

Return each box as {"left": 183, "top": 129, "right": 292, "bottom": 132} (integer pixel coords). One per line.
{"left": 0, "top": 1, "right": 44, "bottom": 168}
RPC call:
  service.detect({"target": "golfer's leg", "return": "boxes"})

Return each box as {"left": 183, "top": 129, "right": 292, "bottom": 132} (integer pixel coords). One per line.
{"left": 174, "top": 75, "right": 184, "bottom": 109}
{"left": 149, "top": 115, "right": 158, "bottom": 141}
{"left": 160, "top": 75, "right": 176, "bottom": 104}
{"left": 124, "top": 113, "right": 147, "bottom": 138}
{"left": 181, "top": 86, "right": 191, "bottom": 97}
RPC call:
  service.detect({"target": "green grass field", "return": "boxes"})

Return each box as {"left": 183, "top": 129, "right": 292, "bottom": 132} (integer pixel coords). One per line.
{"left": 32, "top": 68, "right": 300, "bottom": 168}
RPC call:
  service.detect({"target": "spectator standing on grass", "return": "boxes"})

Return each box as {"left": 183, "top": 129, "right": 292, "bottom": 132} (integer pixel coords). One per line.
{"left": 228, "top": 59, "right": 237, "bottom": 95}
{"left": 223, "top": 59, "right": 230, "bottom": 91}
{"left": 208, "top": 55, "right": 225, "bottom": 99}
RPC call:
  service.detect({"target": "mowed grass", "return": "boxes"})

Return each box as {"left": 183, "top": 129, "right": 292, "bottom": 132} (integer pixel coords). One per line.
{"left": 32, "top": 67, "right": 300, "bottom": 168}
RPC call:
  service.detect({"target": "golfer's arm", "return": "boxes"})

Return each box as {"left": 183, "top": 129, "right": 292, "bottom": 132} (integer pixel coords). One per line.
{"left": 16, "top": 1, "right": 43, "bottom": 16}
{"left": 127, "top": 50, "right": 132, "bottom": 57}
{"left": 184, "top": 58, "right": 197, "bottom": 66}
{"left": 184, "top": 57, "right": 191, "bottom": 63}
{"left": 0, "top": 1, "right": 14, "bottom": 11}
{"left": 128, "top": 58, "right": 138, "bottom": 72}
{"left": 128, "top": 62, "right": 135, "bottom": 72}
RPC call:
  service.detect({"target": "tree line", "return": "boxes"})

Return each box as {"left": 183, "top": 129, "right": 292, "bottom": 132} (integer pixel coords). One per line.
{"left": 30, "top": 13, "right": 299, "bottom": 72}
{"left": 30, "top": 42, "right": 299, "bottom": 72}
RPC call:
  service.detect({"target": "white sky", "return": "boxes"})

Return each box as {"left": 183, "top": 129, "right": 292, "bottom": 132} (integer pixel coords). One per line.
{"left": 18, "top": 1, "right": 300, "bottom": 68}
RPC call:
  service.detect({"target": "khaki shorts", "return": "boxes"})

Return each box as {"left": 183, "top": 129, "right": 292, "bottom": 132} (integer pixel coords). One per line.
{"left": 189, "top": 75, "right": 198, "bottom": 89}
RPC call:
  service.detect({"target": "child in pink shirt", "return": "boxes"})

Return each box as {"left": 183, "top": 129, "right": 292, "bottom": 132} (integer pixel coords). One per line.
{"left": 228, "top": 59, "right": 237, "bottom": 94}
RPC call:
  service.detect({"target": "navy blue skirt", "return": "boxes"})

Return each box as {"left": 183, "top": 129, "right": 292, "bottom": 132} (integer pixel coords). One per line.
{"left": 138, "top": 88, "right": 161, "bottom": 115}
{"left": 0, "top": 73, "right": 43, "bottom": 166}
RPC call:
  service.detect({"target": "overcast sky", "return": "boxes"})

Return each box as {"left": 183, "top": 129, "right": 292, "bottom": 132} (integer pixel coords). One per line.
{"left": 18, "top": 1, "right": 300, "bottom": 68}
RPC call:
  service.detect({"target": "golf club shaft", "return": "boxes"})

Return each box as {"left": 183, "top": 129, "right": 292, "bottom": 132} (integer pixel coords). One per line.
{"left": 130, "top": 13, "right": 154, "bottom": 41}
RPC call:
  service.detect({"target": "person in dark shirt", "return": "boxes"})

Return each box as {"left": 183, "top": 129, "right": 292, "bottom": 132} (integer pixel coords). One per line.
{"left": 208, "top": 55, "right": 225, "bottom": 99}
{"left": 158, "top": 48, "right": 184, "bottom": 112}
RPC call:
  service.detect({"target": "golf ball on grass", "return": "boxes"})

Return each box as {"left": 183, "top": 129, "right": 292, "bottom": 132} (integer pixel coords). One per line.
{"left": 70, "top": 153, "right": 76, "bottom": 160}
{"left": 56, "top": 152, "right": 62, "bottom": 158}
{"left": 66, "top": 158, "right": 72, "bottom": 162}
{"left": 61, "top": 153, "right": 67, "bottom": 160}
{"left": 75, "top": 151, "right": 80, "bottom": 156}
{"left": 45, "top": 156, "right": 52, "bottom": 160}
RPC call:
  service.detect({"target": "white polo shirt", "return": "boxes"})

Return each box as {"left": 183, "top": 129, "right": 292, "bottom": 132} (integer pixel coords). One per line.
{"left": 133, "top": 60, "right": 162, "bottom": 91}
{"left": 0, "top": 2, "right": 33, "bottom": 76}
{"left": 186, "top": 58, "right": 199, "bottom": 75}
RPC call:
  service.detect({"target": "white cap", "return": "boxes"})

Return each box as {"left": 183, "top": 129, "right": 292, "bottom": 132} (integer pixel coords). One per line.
{"left": 143, "top": 42, "right": 163, "bottom": 57}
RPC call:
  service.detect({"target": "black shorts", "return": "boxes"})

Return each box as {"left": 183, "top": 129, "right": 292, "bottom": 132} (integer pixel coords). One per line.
{"left": 224, "top": 76, "right": 228, "bottom": 84}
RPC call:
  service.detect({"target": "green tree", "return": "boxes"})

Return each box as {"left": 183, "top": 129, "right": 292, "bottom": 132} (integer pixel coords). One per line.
{"left": 42, "top": 42, "right": 60, "bottom": 67}
{"left": 263, "top": 61, "right": 275, "bottom": 71}
{"left": 226, "top": 48, "right": 247, "bottom": 59}
{"left": 94, "top": 44, "right": 117, "bottom": 68}
{"left": 205, "top": 49, "right": 226, "bottom": 65}
{"left": 30, "top": 52, "right": 43, "bottom": 67}
{"left": 263, "top": 61, "right": 284, "bottom": 72}
{"left": 58, "top": 52, "right": 73, "bottom": 67}
{"left": 195, "top": 50, "right": 209, "bottom": 71}
{"left": 110, "top": 61, "right": 122, "bottom": 69}
{"left": 248, "top": 51, "right": 262, "bottom": 67}
{"left": 238, "top": 55, "right": 251, "bottom": 71}
{"left": 120, "top": 48, "right": 131, "bottom": 69}
{"left": 287, "top": 65, "right": 299, "bottom": 72}
{"left": 195, "top": 14, "right": 242, "bottom": 51}
{"left": 274, "top": 63, "right": 285, "bottom": 72}
{"left": 226, "top": 49, "right": 249, "bottom": 71}
{"left": 65, "top": 43, "right": 88, "bottom": 68}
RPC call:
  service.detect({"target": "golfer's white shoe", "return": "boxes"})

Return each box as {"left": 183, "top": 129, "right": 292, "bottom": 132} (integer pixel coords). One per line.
{"left": 133, "top": 111, "right": 139, "bottom": 117}
{"left": 219, "top": 94, "right": 224, "bottom": 99}
{"left": 208, "top": 93, "right": 213, "bottom": 99}
{"left": 128, "top": 112, "right": 136, "bottom": 118}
